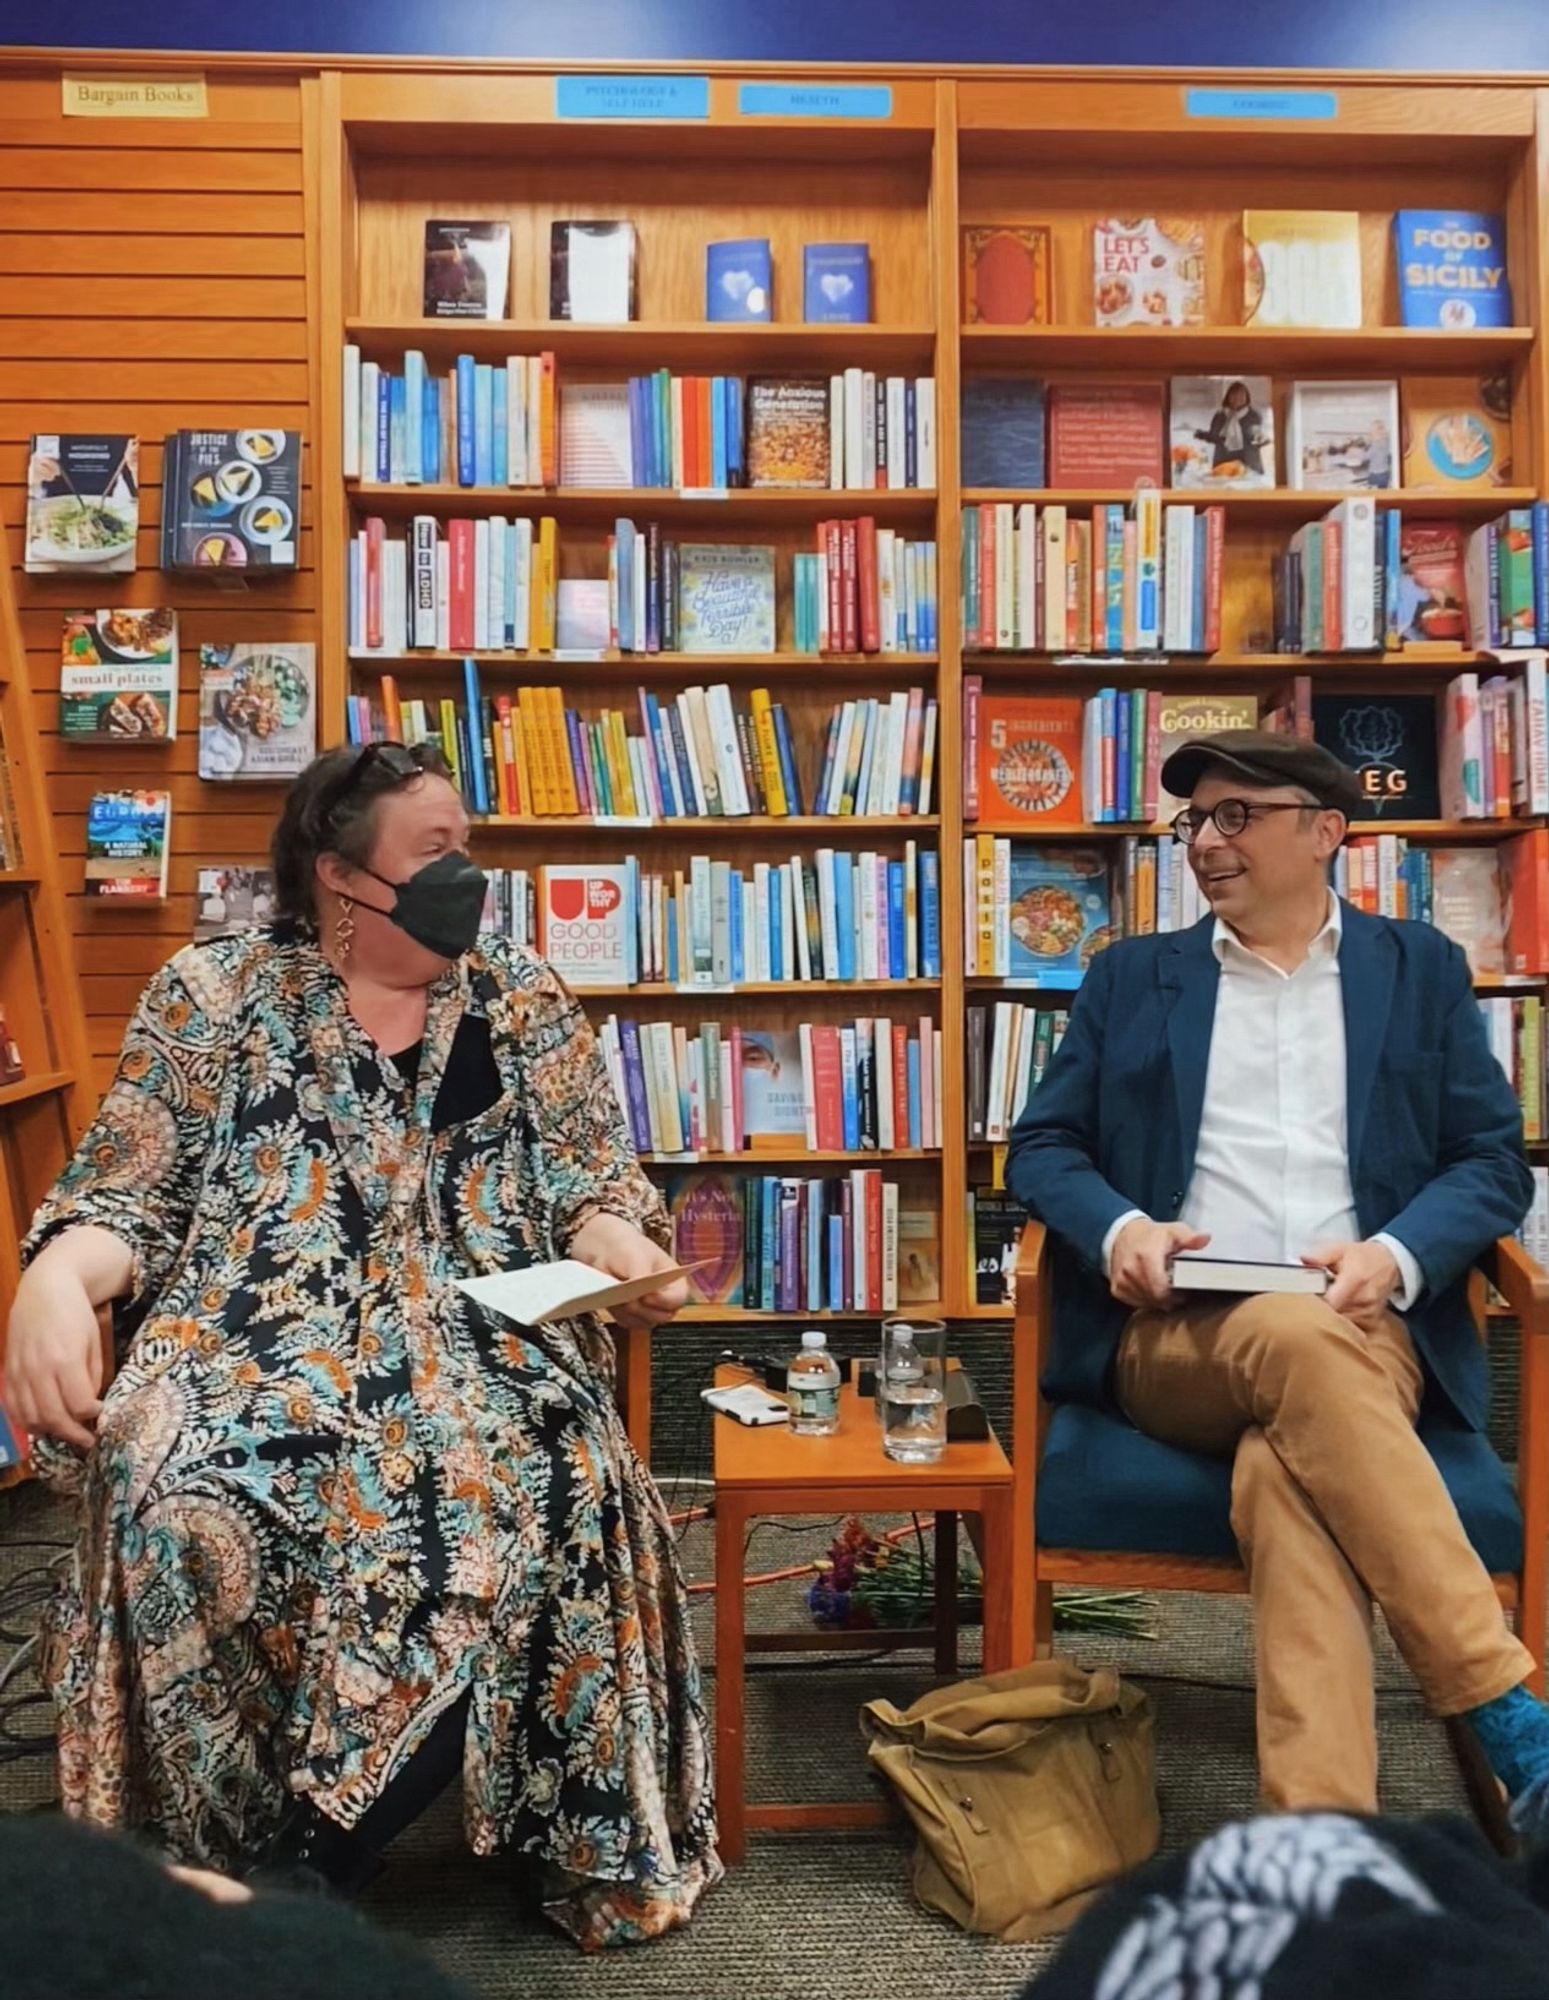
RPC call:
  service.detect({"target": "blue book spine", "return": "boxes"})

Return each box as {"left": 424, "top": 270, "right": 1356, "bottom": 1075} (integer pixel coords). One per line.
{"left": 473, "top": 365, "right": 493, "bottom": 487}
{"left": 376, "top": 372, "right": 392, "bottom": 482}
{"left": 773, "top": 705, "right": 804, "bottom": 814}
{"left": 835, "top": 853, "right": 857, "bottom": 981}
{"left": 654, "top": 371, "right": 670, "bottom": 488}
{"left": 424, "top": 377, "right": 441, "bottom": 484}
{"left": 1533, "top": 501, "right": 1549, "bottom": 644}
{"left": 730, "top": 870, "right": 745, "bottom": 983}
{"left": 924, "top": 542, "right": 938, "bottom": 652}
{"left": 827, "top": 1213, "right": 844, "bottom": 1314}
{"left": 887, "top": 860, "right": 906, "bottom": 978}
{"left": 919, "top": 850, "right": 941, "bottom": 977}
{"left": 462, "top": 659, "right": 489, "bottom": 814}
{"left": 491, "top": 368, "right": 509, "bottom": 487}
{"left": 761, "top": 1178, "right": 779, "bottom": 1312}
{"left": 1384, "top": 508, "right": 1403, "bottom": 646}
{"left": 1115, "top": 689, "right": 1132, "bottom": 822}
{"left": 769, "top": 865, "right": 784, "bottom": 976}
{"left": 456, "top": 355, "right": 477, "bottom": 487}
{"left": 907, "top": 1040, "right": 922, "bottom": 1148}
{"left": 711, "top": 377, "right": 727, "bottom": 489}
{"left": 616, "top": 1020, "right": 653, "bottom": 1152}
{"left": 627, "top": 380, "right": 646, "bottom": 488}
{"left": 643, "top": 693, "right": 674, "bottom": 816}
{"left": 665, "top": 702, "right": 696, "bottom": 815}
{"left": 388, "top": 374, "right": 407, "bottom": 484}
{"left": 1192, "top": 515, "right": 1208, "bottom": 650}
{"left": 1105, "top": 508, "right": 1125, "bottom": 651}
{"left": 840, "top": 1030, "right": 861, "bottom": 1151}
{"left": 402, "top": 350, "right": 424, "bottom": 482}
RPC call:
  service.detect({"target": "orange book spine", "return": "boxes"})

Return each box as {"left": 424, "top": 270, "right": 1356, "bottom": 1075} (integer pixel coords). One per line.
{"left": 380, "top": 673, "right": 403, "bottom": 742}
{"left": 540, "top": 352, "right": 558, "bottom": 487}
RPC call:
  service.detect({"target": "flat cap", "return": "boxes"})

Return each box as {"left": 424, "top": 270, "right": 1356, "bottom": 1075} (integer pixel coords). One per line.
{"left": 1160, "top": 727, "right": 1364, "bottom": 819}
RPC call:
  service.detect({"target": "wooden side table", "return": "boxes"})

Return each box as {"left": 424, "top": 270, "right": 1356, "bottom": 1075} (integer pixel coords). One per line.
{"left": 711, "top": 1368, "right": 1020, "bottom": 1864}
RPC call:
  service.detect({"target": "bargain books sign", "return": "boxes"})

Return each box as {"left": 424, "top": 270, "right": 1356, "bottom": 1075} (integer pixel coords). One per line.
{"left": 63, "top": 73, "right": 208, "bottom": 117}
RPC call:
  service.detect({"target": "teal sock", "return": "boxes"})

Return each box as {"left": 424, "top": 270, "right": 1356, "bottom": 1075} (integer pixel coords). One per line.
{"left": 1465, "top": 1684, "right": 1549, "bottom": 1800}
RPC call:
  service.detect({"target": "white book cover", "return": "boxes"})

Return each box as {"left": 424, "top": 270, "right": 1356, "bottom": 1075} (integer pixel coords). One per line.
{"left": 710, "top": 861, "right": 733, "bottom": 983}
{"left": 876, "top": 1018, "right": 896, "bottom": 1151}
{"left": 829, "top": 374, "right": 845, "bottom": 489}
{"left": 859, "top": 854, "right": 879, "bottom": 980}
{"left": 917, "top": 377, "right": 937, "bottom": 489}
{"left": 675, "top": 695, "right": 708, "bottom": 816}
{"left": 558, "top": 383, "right": 632, "bottom": 489}
{"left": 1288, "top": 380, "right": 1400, "bottom": 492}
{"left": 986, "top": 1001, "right": 1014, "bottom": 1142}
{"left": 1168, "top": 375, "right": 1275, "bottom": 489}
{"left": 861, "top": 370, "right": 877, "bottom": 487}
{"left": 1524, "top": 652, "right": 1549, "bottom": 813}
{"left": 882, "top": 690, "right": 910, "bottom": 817}
{"left": 388, "top": 541, "right": 408, "bottom": 653}
{"left": 436, "top": 541, "right": 451, "bottom": 650}
{"left": 342, "top": 345, "right": 361, "bottom": 479}
{"left": 817, "top": 848, "right": 840, "bottom": 978}
{"left": 649, "top": 1022, "right": 685, "bottom": 1151}
{"left": 886, "top": 376, "right": 907, "bottom": 490}
{"left": 472, "top": 520, "right": 490, "bottom": 649}
{"left": 1327, "top": 496, "right": 1377, "bottom": 649}
{"left": 844, "top": 367, "right": 865, "bottom": 491}
{"left": 753, "top": 862, "right": 772, "bottom": 982}
{"left": 403, "top": 350, "right": 425, "bottom": 485}
{"left": 360, "top": 361, "right": 380, "bottom": 478}
{"left": 411, "top": 516, "right": 437, "bottom": 649}
{"left": 540, "top": 863, "right": 632, "bottom": 986}
{"left": 798, "top": 1021, "right": 819, "bottom": 1148}
{"left": 505, "top": 359, "right": 526, "bottom": 487}
{"left": 456, "top": 1257, "right": 698, "bottom": 1328}
{"left": 1012, "top": 1003, "right": 1038, "bottom": 1123}
{"left": 825, "top": 701, "right": 857, "bottom": 815}
{"left": 670, "top": 378, "right": 685, "bottom": 488}
{"left": 1163, "top": 505, "right": 1196, "bottom": 650}
{"left": 1042, "top": 505, "right": 1067, "bottom": 651}
{"left": 707, "top": 683, "right": 751, "bottom": 815}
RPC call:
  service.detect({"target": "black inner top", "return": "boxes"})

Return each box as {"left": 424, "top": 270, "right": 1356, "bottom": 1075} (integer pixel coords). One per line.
{"left": 388, "top": 1013, "right": 503, "bottom": 1131}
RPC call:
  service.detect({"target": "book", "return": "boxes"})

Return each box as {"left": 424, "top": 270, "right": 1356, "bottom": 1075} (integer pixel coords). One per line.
{"left": 1395, "top": 520, "right": 1469, "bottom": 645}
{"left": 746, "top": 378, "right": 830, "bottom": 488}
{"left": 1313, "top": 693, "right": 1440, "bottom": 820}
{"left": 972, "top": 1187, "right": 1026, "bottom": 1306}
{"left": 898, "top": 1205, "right": 941, "bottom": 1304}
{"left": 25, "top": 433, "right": 138, "bottom": 574}
{"left": 1430, "top": 846, "right": 1506, "bottom": 975}
{"left": 1287, "top": 381, "right": 1399, "bottom": 492}
{"left": 423, "top": 219, "right": 511, "bottom": 320}
{"left": 1172, "top": 1256, "right": 1328, "bottom": 1296}
{"left": 1504, "top": 828, "right": 1549, "bottom": 976}
{"left": 1394, "top": 210, "right": 1511, "bottom": 329}
{"left": 59, "top": 608, "right": 177, "bottom": 742}
{"left": 455, "top": 1256, "right": 699, "bottom": 1327}
{"left": 558, "top": 381, "right": 633, "bottom": 487}
{"left": 1400, "top": 373, "right": 1512, "bottom": 491}
{"left": 707, "top": 238, "right": 772, "bottom": 322}
{"left": 549, "top": 220, "right": 638, "bottom": 323}
{"left": 84, "top": 788, "right": 171, "bottom": 898}
{"left": 0, "top": 1004, "right": 25, "bottom": 1085}
{"left": 975, "top": 695, "right": 1085, "bottom": 825}
{"left": 1243, "top": 210, "right": 1362, "bottom": 328}
{"left": 677, "top": 544, "right": 776, "bottom": 654}
{"left": 1092, "top": 216, "right": 1205, "bottom": 326}
{"left": 1168, "top": 375, "right": 1275, "bottom": 489}
{"left": 161, "top": 428, "right": 302, "bottom": 572}
{"left": 197, "top": 644, "right": 317, "bottom": 780}
{"left": 1006, "top": 846, "right": 1112, "bottom": 983}
{"left": 540, "top": 864, "right": 631, "bottom": 984}
{"left": 1156, "top": 693, "right": 1260, "bottom": 814}
{"left": 960, "top": 377, "right": 1045, "bottom": 488}
{"left": 195, "top": 866, "right": 278, "bottom": 941}
{"left": 962, "top": 224, "right": 1052, "bottom": 325}
{"left": 1047, "top": 383, "right": 1165, "bottom": 488}
{"left": 803, "top": 242, "right": 871, "bottom": 323}
{"left": 740, "top": 1030, "right": 807, "bottom": 1139}
{"left": 669, "top": 1175, "right": 746, "bottom": 1304}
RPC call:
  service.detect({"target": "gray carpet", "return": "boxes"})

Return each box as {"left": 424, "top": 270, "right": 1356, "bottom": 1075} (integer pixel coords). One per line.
{"left": 2, "top": 1471, "right": 1503, "bottom": 1999}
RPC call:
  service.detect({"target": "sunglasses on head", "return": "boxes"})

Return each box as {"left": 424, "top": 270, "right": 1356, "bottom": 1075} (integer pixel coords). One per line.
{"left": 322, "top": 741, "right": 444, "bottom": 829}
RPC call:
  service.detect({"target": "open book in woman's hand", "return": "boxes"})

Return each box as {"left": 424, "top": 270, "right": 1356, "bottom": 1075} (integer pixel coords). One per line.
{"left": 455, "top": 1259, "right": 703, "bottom": 1326}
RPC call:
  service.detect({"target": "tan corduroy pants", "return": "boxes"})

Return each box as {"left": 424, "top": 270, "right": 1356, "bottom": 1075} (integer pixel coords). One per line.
{"left": 1116, "top": 1291, "right": 1533, "bottom": 1812}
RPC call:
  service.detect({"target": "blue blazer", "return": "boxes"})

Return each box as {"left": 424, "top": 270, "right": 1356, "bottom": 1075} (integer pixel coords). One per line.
{"left": 1005, "top": 906, "right": 1533, "bottom": 1431}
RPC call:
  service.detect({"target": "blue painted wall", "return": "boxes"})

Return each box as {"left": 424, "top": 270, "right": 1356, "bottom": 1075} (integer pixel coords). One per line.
{"left": 7, "top": 0, "right": 1549, "bottom": 70}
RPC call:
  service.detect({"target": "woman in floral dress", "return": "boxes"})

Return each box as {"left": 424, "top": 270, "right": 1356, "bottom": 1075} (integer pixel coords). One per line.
{"left": 4, "top": 743, "right": 719, "bottom": 1947}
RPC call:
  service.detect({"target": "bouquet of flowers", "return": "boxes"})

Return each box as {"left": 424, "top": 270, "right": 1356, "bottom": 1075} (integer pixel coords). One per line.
{"left": 806, "top": 1516, "right": 1156, "bottom": 1638}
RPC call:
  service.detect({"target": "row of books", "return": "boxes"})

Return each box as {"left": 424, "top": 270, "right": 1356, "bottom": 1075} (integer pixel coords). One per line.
{"left": 966, "top": 682, "right": 1214, "bottom": 826}
{"left": 1478, "top": 994, "right": 1545, "bottom": 1141}
{"left": 970, "top": 1185, "right": 1027, "bottom": 1309}
{"left": 25, "top": 430, "right": 302, "bottom": 579}
{"left": 961, "top": 495, "right": 1225, "bottom": 655}
{"left": 596, "top": 1016, "right": 944, "bottom": 1158}
{"left": 419, "top": 220, "right": 872, "bottom": 328}
{"left": 343, "top": 347, "right": 936, "bottom": 494}
{"left": 967, "top": 1002, "right": 1071, "bottom": 1144}
{"left": 792, "top": 521, "right": 939, "bottom": 655}
{"left": 479, "top": 847, "right": 943, "bottom": 987}
{"left": 673, "top": 1169, "right": 905, "bottom": 1314}
{"left": 962, "top": 829, "right": 1549, "bottom": 985}
{"left": 970, "top": 209, "right": 1509, "bottom": 333}
{"left": 1521, "top": 1167, "right": 1549, "bottom": 1271}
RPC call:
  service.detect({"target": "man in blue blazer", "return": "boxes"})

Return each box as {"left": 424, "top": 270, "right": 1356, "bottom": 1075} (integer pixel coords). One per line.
{"left": 1008, "top": 728, "right": 1549, "bottom": 1838}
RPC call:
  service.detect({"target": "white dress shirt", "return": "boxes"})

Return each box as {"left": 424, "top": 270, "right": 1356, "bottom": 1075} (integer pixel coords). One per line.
{"left": 1102, "top": 896, "right": 1422, "bottom": 1307}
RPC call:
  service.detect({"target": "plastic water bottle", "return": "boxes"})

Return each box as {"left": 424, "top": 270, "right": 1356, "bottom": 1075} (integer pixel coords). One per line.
{"left": 788, "top": 1330, "right": 841, "bottom": 1436}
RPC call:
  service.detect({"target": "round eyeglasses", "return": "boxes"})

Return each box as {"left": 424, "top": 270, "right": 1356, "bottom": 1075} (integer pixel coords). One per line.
{"left": 1170, "top": 799, "right": 1318, "bottom": 844}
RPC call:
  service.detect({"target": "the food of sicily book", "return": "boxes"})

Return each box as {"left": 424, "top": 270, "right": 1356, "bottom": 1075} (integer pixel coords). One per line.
{"left": 423, "top": 219, "right": 511, "bottom": 320}
{"left": 707, "top": 238, "right": 772, "bottom": 322}
{"left": 60, "top": 608, "right": 178, "bottom": 742}
{"left": 1394, "top": 211, "right": 1511, "bottom": 329}
{"left": 25, "top": 433, "right": 139, "bottom": 574}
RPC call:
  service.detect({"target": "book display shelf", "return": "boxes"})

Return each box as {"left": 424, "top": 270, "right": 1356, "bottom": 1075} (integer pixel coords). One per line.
{"left": 305, "top": 71, "right": 1549, "bottom": 1377}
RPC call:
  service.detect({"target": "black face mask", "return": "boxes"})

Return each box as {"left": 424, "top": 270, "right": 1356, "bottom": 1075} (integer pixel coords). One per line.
{"left": 359, "top": 852, "right": 488, "bottom": 960}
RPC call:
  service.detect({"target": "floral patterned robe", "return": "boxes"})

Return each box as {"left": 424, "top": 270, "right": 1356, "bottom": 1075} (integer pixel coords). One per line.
{"left": 23, "top": 927, "right": 718, "bottom": 1948}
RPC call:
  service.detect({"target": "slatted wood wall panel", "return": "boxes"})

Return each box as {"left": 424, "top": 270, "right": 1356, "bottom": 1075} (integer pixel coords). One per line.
{"left": 0, "top": 70, "right": 320, "bottom": 1091}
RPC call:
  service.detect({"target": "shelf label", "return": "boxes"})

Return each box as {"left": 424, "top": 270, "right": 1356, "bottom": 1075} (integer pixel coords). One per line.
{"left": 678, "top": 487, "right": 729, "bottom": 500}
{"left": 552, "top": 648, "right": 608, "bottom": 662}
{"left": 594, "top": 815, "right": 656, "bottom": 828}
{"left": 1185, "top": 86, "right": 1338, "bottom": 122}
{"left": 63, "top": 72, "right": 208, "bottom": 117}
{"left": 556, "top": 75, "right": 710, "bottom": 121}
{"left": 739, "top": 83, "right": 894, "bottom": 121}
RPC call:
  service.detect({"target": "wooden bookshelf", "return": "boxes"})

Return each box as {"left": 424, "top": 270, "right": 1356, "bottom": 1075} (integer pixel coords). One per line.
{"left": 299, "top": 65, "right": 1549, "bottom": 1372}
{"left": 0, "top": 507, "right": 94, "bottom": 1483}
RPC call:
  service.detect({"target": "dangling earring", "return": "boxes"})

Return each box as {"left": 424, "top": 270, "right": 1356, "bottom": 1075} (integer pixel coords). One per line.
{"left": 333, "top": 895, "right": 356, "bottom": 967}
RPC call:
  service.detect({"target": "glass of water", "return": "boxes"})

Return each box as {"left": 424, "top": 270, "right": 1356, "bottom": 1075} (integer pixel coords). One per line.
{"left": 880, "top": 1318, "right": 947, "bottom": 1464}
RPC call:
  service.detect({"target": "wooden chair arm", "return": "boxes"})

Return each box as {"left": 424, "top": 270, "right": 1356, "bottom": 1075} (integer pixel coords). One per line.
{"left": 1477, "top": 1236, "right": 1549, "bottom": 1340}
